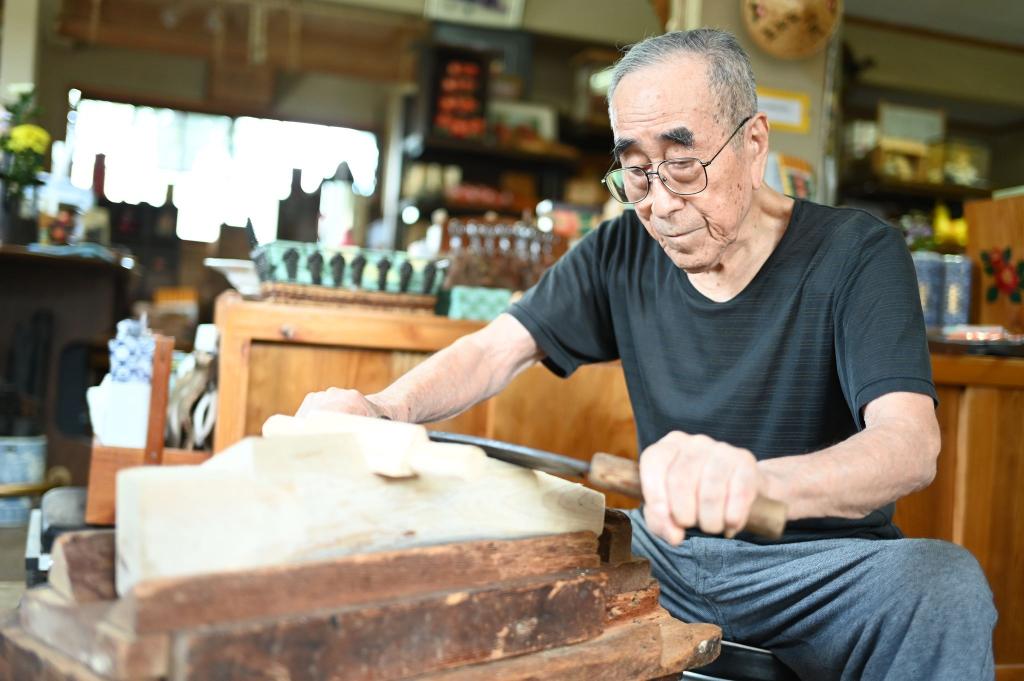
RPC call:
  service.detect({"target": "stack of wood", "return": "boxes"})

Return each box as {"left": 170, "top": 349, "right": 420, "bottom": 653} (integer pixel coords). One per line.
{"left": 1, "top": 415, "right": 721, "bottom": 679}
{"left": 0, "top": 512, "right": 720, "bottom": 680}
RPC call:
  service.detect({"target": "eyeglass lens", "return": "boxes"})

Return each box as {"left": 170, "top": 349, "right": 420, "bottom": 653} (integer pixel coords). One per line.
{"left": 606, "top": 159, "right": 706, "bottom": 203}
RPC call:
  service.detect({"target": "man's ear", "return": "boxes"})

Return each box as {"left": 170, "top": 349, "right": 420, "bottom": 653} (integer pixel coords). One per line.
{"left": 748, "top": 113, "right": 770, "bottom": 190}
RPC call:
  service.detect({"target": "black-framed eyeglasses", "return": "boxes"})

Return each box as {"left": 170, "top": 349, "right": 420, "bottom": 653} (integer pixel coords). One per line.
{"left": 602, "top": 115, "right": 752, "bottom": 204}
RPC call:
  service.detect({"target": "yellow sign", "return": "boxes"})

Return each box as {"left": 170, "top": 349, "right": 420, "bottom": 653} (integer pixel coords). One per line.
{"left": 758, "top": 88, "right": 810, "bottom": 134}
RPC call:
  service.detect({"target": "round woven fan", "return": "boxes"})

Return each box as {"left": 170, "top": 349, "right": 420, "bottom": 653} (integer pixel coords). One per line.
{"left": 742, "top": 0, "right": 842, "bottom": 59}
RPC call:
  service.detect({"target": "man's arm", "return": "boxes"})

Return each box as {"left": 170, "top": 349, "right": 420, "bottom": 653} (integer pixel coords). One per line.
{"left": 296, "top": 313, "right": 543, "bottom": 423}
{"left": 640, "top": 391, "right": 940, "bottom": 544}
{"left": 757, "top": 391, "right": 939, "bottom": 519}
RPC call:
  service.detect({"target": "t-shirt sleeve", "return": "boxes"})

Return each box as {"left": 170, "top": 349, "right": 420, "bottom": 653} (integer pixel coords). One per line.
{"left": 833, "top": 220, "right": 938, "bottom": 427}
{"left": 506, "top": 226, "right": 619, "bottom": 377}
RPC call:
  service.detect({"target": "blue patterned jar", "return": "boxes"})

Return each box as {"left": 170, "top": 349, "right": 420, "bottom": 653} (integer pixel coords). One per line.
{"left": 942, "top": 255, "right": 972, "bottom": 326}
{"left": 911, "top": 251, "right": 944, "bottom": 328}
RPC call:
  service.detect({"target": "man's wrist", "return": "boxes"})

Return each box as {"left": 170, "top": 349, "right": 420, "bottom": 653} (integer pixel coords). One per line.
{"left": 366, "top": 394, "right": 408, "bottom": 422}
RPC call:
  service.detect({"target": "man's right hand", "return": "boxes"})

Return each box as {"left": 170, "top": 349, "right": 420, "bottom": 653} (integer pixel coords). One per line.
{"left": 295, "top": 387, "right": 389, "bottom": 419}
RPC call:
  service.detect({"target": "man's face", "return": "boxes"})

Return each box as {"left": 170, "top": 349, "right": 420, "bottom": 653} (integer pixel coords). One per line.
{"left": 610, "top": 56, "right": 756, "bottom": 273}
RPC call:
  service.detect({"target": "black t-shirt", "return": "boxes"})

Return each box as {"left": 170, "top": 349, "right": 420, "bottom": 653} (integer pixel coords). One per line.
{"left": 507, "top": 199, "right": 937, "bottom": 542}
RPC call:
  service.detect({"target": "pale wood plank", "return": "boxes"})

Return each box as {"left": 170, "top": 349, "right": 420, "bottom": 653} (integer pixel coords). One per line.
{"left": 115, "top": 432, "right": 604, "bottom": 594}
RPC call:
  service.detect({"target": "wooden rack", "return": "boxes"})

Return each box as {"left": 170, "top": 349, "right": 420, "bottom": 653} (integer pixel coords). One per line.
{"left": 84, "top": 335, "right": 209, "bottom": 525}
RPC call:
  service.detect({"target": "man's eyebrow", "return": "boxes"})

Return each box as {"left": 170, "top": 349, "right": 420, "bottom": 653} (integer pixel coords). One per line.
{"left": 611, "top": 127, "right": 696, "bottom": 161}
{"left": 661, "top": 127, "right": 695, "bottom": 148}
{"left": 611, "top": 137, "right": 635, "bottom": 160}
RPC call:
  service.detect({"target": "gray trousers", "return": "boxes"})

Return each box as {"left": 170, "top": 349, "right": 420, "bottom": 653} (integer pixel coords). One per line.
{"left": 626, "top": 509, "right": 997, "bottom": 681}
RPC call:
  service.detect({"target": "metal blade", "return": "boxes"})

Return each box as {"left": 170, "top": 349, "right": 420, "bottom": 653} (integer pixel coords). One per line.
{"left": 427, "top": 431, "right": 591, "bottom": 478}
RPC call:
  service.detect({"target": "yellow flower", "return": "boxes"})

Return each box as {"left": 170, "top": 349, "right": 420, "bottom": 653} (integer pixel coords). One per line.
{"left": 7, "top": 124, "right": 50, "bottom": 155}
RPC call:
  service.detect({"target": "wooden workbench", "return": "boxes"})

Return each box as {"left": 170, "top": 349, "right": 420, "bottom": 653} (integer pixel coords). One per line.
{"left": 214, "top": 292, "right": 1024, "bottom": 677}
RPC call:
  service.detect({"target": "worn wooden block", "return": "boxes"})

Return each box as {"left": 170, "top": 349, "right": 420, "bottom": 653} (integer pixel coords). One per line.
{"left": 0, "top": 623, "right": 108, "bottom": 681}
{"left": 606, "top": 579, "right": 661, "bottom": 625}
{"left": 657, "top": 616, "right": 722, "bottom": 672}
{"left": 421, "top": 610, "right": 720, "bottom": 681}
{"left": 170, "top": 571, "right": 607, "bottom": 681}
{"left": 111, "top": 531, "right": 599, "bottom": 634}
{"left": 599, "top": 558, "right": 654, "bottom": 595}
{"left": 48, "top": 531, "right": 116, "bottom": 603}
{"left": 116, "top": 432, "right": 604, "bottom": 594}
{"left": 18, "top": 587, "right": 168, "bottom": 680}
{"left": 599, "top": 508, "right": 634, "bottom": 564}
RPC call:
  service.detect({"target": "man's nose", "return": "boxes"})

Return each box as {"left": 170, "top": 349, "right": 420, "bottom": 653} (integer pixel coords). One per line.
{"left": 645, "top": 172, "right": 685, "bottom": 216}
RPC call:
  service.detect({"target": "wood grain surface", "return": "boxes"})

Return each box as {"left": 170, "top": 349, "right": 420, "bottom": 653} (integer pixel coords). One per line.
{"left": 47, "top": 531, "right": 117, "bottom": 603}
{"left": 170, "top": 571, "right": 606, "bottom": 681}
{"left": 111, "top": 532, "right": 599, "bottom": 634}
{"left": 83, "top": 445, "right": 210, "bottom": 526}
{"left": 18, "top": 587, "right": 168, "bottom": 680}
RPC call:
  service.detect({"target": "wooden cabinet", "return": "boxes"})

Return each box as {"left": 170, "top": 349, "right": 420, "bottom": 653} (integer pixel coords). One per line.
{"left": 895, "top": 353, "right": 1024, "bottom": 680}
{"left": 212, "top": 292, "right": 639, "bottom": 507}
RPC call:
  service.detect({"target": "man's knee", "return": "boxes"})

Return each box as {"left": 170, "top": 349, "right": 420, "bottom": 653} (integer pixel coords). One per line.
{"left": 886, "top": 540, "right": 995, "bottom": 626}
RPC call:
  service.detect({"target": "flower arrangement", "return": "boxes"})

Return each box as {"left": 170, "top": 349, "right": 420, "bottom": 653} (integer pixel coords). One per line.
{"left": 0, "top": 87, "right": 50, "bottom": 204}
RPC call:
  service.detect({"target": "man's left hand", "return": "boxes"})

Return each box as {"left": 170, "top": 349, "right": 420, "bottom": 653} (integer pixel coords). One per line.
{"left": 639, "top": 431, "right": 766, "bottom": 544}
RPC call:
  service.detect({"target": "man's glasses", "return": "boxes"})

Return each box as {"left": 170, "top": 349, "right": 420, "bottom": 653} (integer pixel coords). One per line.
{"left": 602, "top": 116, "right": 753, "bottom": 204}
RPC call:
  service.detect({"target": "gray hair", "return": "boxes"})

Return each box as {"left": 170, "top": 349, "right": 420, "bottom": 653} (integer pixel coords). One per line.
{"left": 607, "top": 29, "right": 758, "bottom": 129}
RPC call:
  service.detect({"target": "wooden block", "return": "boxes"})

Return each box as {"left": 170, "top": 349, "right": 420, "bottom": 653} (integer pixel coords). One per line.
{"left": 110, "top": 531, "right": 599, "bottom": 634}
{"left": 261, "top": 413, "right": 430, "bottom": 478}
{"left": 48, "top": 531, "right": 116, "bottom": 603}
{"left": 0, "top": 624, "right": 109, "bottom": 681}
{"left": 606, "top": 579, "right": 661, "bottom": 626}
{"left": 84, "top": 445, "right": 210, "bottom": 526}
{"left": 657, "top": 616, "right": 722, "bottom": 673}
{"left": 424, "top": 612, "right": 721, "bottom": 680}
{"left": 599, "top": 558, "right": 654, "bottom": 596}
{"left": 18, "top": 587, "right": 168, "bottom": 680}
{"left": 170, "top": 571, "right": 607, "bottom": 681}
{"left": 116, "top": 432, "right": 604, "bottom": 594}
{"left": 420, "top": 610, "right": 708, "bottom": 681}
{"left": 598, "top": 508, "right": 634, "bottom": 564}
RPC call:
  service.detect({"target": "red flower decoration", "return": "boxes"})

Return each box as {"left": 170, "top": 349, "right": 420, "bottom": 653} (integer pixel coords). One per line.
{"left": 981, "top": 247, "right": 1024, "bottom": 304}
{"left": 996, "top": 262, "right": 1021, "bottom": 294}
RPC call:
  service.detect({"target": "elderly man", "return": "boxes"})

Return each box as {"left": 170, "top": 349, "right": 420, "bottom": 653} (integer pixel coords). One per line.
{"left": 299, "top": 29, "right": 995, "bottom": 680}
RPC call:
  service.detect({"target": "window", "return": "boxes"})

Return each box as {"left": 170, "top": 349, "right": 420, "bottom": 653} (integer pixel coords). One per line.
{"left": 67, "top": 95, "right": 379, "bottom": 244}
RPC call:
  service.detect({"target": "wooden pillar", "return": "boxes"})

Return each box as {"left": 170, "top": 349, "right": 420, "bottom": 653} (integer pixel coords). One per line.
{"left": 0, "top": 0, "right": 41, "bottom": 96}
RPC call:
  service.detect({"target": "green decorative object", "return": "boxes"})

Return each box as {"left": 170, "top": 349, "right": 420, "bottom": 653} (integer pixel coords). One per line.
{"left": 444, "top": 286, "right": 514, "bottom": 321}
